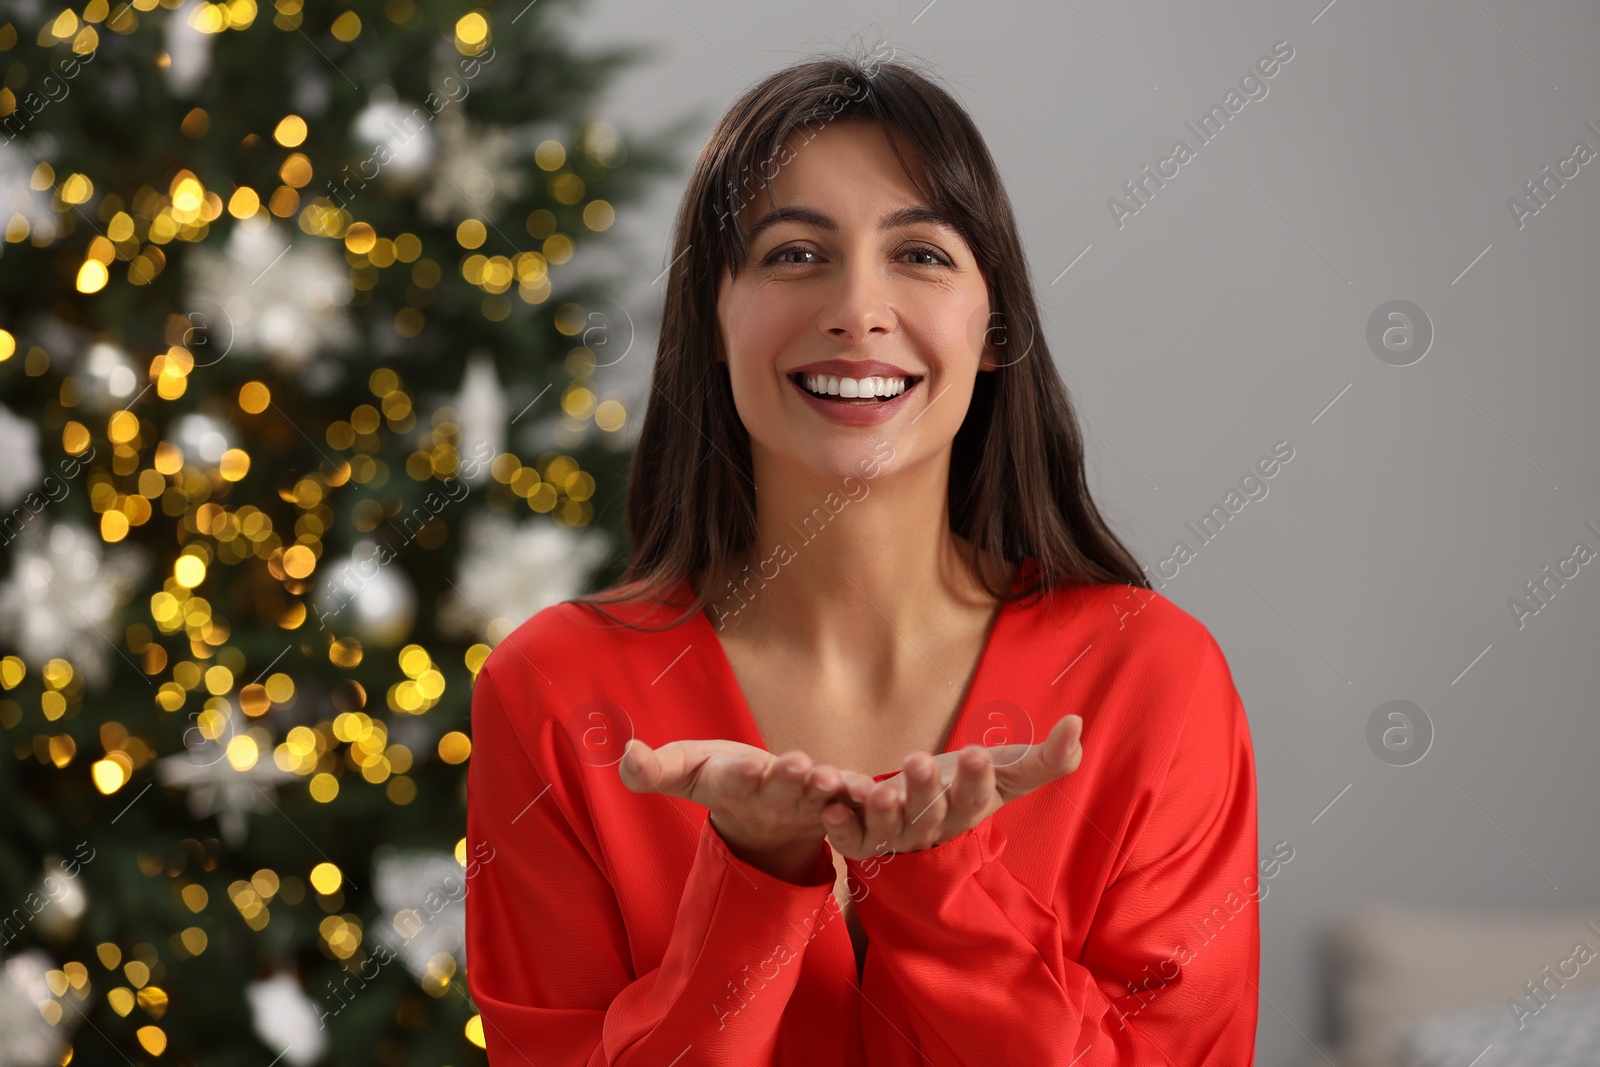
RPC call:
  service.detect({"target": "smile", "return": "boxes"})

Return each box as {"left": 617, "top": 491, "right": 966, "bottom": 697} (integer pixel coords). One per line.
{"left": 789, "top": 371, "right": 923, "bottom": 404}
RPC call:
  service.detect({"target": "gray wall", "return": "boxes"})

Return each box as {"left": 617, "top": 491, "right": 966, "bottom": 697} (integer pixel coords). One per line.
{"left": 567, "top": 2, "right": 1600, "bottom": 1062}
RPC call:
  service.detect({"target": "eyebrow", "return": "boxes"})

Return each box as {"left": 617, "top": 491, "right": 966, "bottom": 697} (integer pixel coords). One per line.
{"left": 741, "top": 204, "right": 960, "bottom": 248}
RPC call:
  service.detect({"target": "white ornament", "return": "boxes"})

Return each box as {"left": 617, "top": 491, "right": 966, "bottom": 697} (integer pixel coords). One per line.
{"left": 291, "top": 67, "right": 330, "bottom": 120}
{"left": 185, "top": 222, "right": 357, "bottom": 371}
{"left": 0, "top": 521, "right": 148, "bottom": 688}
{"left": 371, "top": 850, "right": 466, "bottom": 985}
{"left": 419, "top": 108, "right": 524, "bottom": 225}
{"left": 0, "top": 948, "right": 78, "bottom": 1067}
{"left": 299, "top": 354, "right": 347, "bottom": 398}
{"left": 0, "top": 140, "right": 57, "bottom": 250}
{"left": 437, "top": 513, "right": 610, "bottom": 642}
{"left": 28, "top": 858, "right": 87, "bottom": 944}
{"left": 351, "top": 92, "right": 437, "bottom": 184}
{"left": 76, "top": 341, "right": 141, "bottom": 415}
{"left": 452, "top": 352, "right": 505, "bottom": 487}
{"left": 245, "top": 970, "right": 326, "bottom": 1066}
{"left": 0, "top": 404, "right": 42, "bottom": 511}
{"left": 418, "top": 107, "right": 524, "bottom": 225}
{"left": 155, "top": 726, "right": 299, "bottom": 849}
{"left": 163, "top": 0, "right": 214, "bottom": 97}
{"left": 169, "top": 412, "right": 233, "bottom": 467}
{"left": 311, "top": 541, "right": 417, "bottom": 645}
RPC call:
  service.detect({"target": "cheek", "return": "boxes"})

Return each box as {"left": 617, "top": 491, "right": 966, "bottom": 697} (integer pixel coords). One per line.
{"left": 904, "top": 289, "right": 989, "bottom": 371}
{"left": 961, "top": 299, "right": 996, "bottom": 367}
{"left": 719, "top": 296, "right": 786, "bottom": 414}
{"left": 722, "top": 289, "right": 784, "bottom": 361}
{"left": 722, "top": 289, "right": 814, "bottom": 386}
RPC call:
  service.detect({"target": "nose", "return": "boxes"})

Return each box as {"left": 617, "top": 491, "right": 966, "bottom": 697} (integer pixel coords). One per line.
{"left": 817, "top": 253, "right": 896, "bottom": 345}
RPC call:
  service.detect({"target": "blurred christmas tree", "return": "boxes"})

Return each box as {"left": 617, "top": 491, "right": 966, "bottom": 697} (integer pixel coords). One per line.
{"left": 0, "top": 0, "right": 687, "bottom": 1063}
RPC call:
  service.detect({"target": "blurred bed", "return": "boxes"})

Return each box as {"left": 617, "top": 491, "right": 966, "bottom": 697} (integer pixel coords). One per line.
{"left": 1311, "top": 903, "right": 1600, "bottom": 1067}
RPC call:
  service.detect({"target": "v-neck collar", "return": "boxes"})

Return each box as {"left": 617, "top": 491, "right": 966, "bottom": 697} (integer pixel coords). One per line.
{"left": 682, "top": 557, "right": 1038, "bottom": 781}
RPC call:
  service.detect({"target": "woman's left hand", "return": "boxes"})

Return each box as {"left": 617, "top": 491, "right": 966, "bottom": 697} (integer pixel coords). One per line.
{"left": 821, "top": 714, "right": 1084, "bottom": 861}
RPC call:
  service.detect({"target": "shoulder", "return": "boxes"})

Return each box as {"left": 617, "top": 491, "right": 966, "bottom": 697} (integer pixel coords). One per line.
{"left": 1069, "top": 585, "right": 1246, "bottom": 751}
{"left": 1015, "top": 580, "right": 1236, "bottom": 739}
{"left": 1031, "top": 579, "right": 1220, "bottom": 673}
{"left": 470, "top": 590, "right": 698, "bottom": 786}
{"left": 478, "top": 584, "right": 692, "bottom": 691}
{"left": 1042, "top": 585, "right": 1253, "bottom": 798}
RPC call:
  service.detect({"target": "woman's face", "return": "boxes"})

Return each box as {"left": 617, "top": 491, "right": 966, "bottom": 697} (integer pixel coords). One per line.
{"left": 716, "top": 120, "right": 996, "bottom": 485}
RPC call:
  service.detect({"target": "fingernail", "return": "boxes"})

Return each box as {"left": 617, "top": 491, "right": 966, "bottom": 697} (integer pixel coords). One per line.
{"left": 622, "top": 743, "right": 640, "bottom": 775}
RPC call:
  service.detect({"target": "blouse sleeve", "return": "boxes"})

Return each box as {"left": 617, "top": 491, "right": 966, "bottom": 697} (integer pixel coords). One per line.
{"left": 843, "top": 636, "right": 1259, "bottom": 1065}
{"left": 464, "top": 656, "right": 842, "bottom": 1065}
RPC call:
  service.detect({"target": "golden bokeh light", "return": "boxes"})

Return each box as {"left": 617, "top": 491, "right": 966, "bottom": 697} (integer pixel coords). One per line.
{"left": 331, "top": 11, "right": 361, "bottom": 40}
{"left": 534, "top": 140, "right": 565, "bottom": 171}
{"left": 282, "top": 545, "right": 316, "bottom": 579}
{"left": 136, "top": 1025, "right": 166, "bottom": 1055}
{"left": 309, "top": 862, "right": 343, "bottom": 895}
{"left": 219, "top": 448, "right": 250, "bottom": 481}
{"left": 174, "top": 555, "right": 206, "bottom": 588}
{"left": 226, "top": 735, "right": 259, "bottom": 771}
{"left": 455, "top": 11, "right": 487, "bottom": 48}
{"left": 239, "top": 380, "right": 270, "bottom": 414}
{"left": 437, "top": 731, "right": 471, "bottom": 764}
{"left": 344, "top": 221, "right": 376, "bottom": 254}
{"left": 273, "top": 114, "right": 307, "bottom": 147}
{"left": 228, "top": 186, "right": 260, "bottom": 218}
{"left": 91, "top": 758, "right": 128, "bottom": 794}
{"left": 76, "top": 259, "right": 108, "bottom": 293}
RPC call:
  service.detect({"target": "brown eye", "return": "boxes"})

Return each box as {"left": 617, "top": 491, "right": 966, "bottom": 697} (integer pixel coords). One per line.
{"left": 902, "top": 245, "right": 950, "bottom": 267}
{"left": 765, "top": 245, "right": 818, "bottom": 266}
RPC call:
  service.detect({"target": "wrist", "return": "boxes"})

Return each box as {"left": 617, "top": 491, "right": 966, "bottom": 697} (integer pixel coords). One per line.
{"left": 709, "top": 812, "right": 825, "bottom": 884}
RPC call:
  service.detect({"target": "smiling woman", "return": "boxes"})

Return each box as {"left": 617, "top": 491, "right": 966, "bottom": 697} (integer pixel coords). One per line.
{"left": 465, "top": 48, "right": 1260, "bottom": 1066}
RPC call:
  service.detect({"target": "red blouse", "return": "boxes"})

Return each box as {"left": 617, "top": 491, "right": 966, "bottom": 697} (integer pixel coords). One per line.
{"left": 465, "top": 559, "right": 1260, "bottom": 1064}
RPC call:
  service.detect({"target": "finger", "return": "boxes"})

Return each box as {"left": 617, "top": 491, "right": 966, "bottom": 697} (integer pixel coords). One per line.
{"left": 821, "top": 798, "right": 867, "bottom": 855}
{"left": 704, "top": 750, "right": 768, "bottom": 810}
{"left": 800, "top": 763, "right": 850, "bottom": 810}
{"left": 837, "top": 769, "right": 877, "bottom": 809}
{"left": 1040, "top": 715, "right": 1083, "bottom": 775}
{"left": 623, "top": 738, "right": 748, "bottom": 799}
{"left": 949, "top": 745, "right": 996, "bottom": 828}
{"left": 764, "top": 750, "right": 814, "bottom": 811}
{"left": 901, "top": 753, "right": 947, "bottom": 844}
{"left": 619, "top": 739, "right": 659, "bottom": 793}
{"left": 993, "top": 716, "right": 1083, "bottom": 803}
{"left": 862, "top": 779, "right": 904, "bottom": 852}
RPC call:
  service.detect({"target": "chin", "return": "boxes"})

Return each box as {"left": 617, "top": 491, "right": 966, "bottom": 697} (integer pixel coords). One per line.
{"left": 759, "top": 436, "right": 903, "bottom": 490}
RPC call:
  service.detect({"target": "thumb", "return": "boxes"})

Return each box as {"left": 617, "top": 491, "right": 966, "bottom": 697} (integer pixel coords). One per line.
{"left": 620, "top": 738, "right": 732, "bottom": 801}
{"left": 991, "top": 716, "right": 1084, "bottom": 804}
{"left": 619, "top": 739, "right": 660, "bottom": 793}
{"left": 1042, "top": 715, "right": 1083, "bottom": 774}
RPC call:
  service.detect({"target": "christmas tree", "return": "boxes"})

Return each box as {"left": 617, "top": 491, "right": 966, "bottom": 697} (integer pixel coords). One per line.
{"left": 0, "top": 1, "right": 687, "bottom": 1062}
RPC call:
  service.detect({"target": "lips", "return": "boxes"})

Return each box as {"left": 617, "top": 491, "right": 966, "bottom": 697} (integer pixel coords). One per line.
{"left": 787, "top": 372, "right": 921, "bottom": 426}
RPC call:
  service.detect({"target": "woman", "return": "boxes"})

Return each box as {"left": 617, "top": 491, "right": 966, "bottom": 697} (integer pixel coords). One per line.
{"left": 465, "top": 53, "right": 1259, "bottom": 1065}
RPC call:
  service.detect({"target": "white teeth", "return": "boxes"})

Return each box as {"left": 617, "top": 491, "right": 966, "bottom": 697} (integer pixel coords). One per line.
{"left": 801, "top": 373, "right": 910, "bottom": 399}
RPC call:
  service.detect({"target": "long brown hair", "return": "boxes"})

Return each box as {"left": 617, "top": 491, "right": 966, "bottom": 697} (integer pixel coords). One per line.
{"left": 572, "top": 50, "right": 1149, "bottom": 632}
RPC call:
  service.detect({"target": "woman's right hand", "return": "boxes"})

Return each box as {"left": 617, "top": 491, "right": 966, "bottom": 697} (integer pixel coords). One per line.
{"left": 619, "top": 738, "right": 871, "bottom": 883}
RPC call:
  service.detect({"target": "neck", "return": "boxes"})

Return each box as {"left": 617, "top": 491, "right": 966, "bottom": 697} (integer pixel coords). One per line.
{"left": 701, "top": 444, "right": 1011, "bottom": 664}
